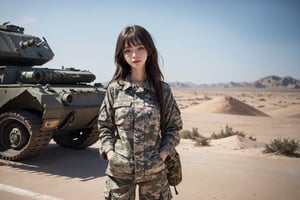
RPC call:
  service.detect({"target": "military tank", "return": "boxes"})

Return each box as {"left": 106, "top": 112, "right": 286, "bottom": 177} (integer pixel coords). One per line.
{"left": 0, "top": 22, "right": 106, "bottom": 160}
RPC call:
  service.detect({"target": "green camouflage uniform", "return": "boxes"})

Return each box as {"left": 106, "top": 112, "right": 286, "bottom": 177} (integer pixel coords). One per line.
{"left": 98, "top": 75, "right": 182, "bottom": 200}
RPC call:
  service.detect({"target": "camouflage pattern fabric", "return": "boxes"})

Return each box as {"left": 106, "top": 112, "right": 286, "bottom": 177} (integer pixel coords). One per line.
{"left": 165, "top": 150, "right": 182, "bottom": 187}
{"left": 104, "top": 172, "right": 172, "bottom": 200}
{"left": 98, "top": 75, "right": 182, "bottom": 199}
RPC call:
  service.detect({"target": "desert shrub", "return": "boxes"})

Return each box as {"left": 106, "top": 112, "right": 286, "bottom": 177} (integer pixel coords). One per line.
{"left": 179, "top": 128, "right": 200, "bottom": 140}
{"left": 180, "top": 128, "right": 210, "bottom": 146}
{"left": 204, "top": 95, "right": 212, "bottom": 100}
{"left": 209, "top": 133, "right": 218, "bottom": 140}
{"left": 179, "top": 130, "right": 193, "bottom": 139}
{"left": 209, "top": 125, "right": 245, "bottom": 139}
{"left": 263, "top": 138, "right": 300, "bottom": 156}
{"left": 248, "top": 136, "right": 257, "bottom": 141}
{"left": 180, "top": 126, "right": 248, "bottom": 147}
{"left": 194, "top": 135, "right": 210, "bottom": 146}
{"left": 191, "top": 101, "right": 200, "bottom": 106}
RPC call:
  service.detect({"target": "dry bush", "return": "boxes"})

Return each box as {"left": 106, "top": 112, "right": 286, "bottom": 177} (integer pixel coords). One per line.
{"left": 209, "top": 125, "right": 245, "bottom": 140}
{"left": 180, "top": 125, "right": 248, "bottom": 147}
{"left": 263, "top": 138, "right": 300, "bottom": 156}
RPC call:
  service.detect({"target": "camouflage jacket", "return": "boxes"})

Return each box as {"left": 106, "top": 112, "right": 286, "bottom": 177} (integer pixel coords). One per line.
{"left": 98, "top": 76, "right": 182, "bottom": 182}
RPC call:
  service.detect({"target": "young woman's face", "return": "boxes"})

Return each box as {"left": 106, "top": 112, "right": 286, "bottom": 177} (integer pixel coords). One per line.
{"left": 123, "top": 43, "right": 148, "bottom": 70}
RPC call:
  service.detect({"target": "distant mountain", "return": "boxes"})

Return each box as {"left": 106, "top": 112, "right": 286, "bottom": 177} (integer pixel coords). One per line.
{"left": 254, "top": 75, "right": 300, "bottom": 89}
{"left": 169, "top": 75, "right": 300, "bottom": 89}
{"left": 168, "top": 81, "right": 198, "bottom": 88}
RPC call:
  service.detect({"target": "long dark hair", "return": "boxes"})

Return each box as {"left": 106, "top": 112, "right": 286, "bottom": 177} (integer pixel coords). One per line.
{"left": 112, "top": 25, "right": 165, "bottom": 132}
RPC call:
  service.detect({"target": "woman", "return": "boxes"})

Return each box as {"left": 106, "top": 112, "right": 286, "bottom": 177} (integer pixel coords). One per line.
{"left": 98, "top": 25, "right": 182, "bottom": 200}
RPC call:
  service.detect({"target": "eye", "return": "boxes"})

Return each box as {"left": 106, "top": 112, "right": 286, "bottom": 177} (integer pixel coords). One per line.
{"left": 123, "top": 49, "right": 131, "bottom": 54}
{"left": 138, "top": 46, "right": 145, "bottom": 50}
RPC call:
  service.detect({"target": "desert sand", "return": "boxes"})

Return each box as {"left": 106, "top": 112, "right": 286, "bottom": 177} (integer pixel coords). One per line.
{"left": 173, "top": 87, "right": 300, "bottom": 200}
{"left": 0, "top": 88, "right": 300, "bottom": 200}
{"left": 175, "top": 88, "right": 300, "bottom": 142}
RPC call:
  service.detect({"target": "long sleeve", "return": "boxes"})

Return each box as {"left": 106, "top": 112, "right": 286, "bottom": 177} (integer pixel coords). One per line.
{"left": 160, "top": 83, "right": 183, "bottom": 157}
{"left": 98, "top": 84, "right": 116, "bottom": 160}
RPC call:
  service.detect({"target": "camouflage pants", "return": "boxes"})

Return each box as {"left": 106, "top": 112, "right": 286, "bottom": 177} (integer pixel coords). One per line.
{"left": 104, "top": 173, "right": 172, "bottom": 200}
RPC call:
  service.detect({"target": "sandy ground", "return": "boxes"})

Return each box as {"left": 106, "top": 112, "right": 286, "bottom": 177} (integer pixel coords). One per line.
{"left": 1, "top": 88, "right": 300, "bottom": 200}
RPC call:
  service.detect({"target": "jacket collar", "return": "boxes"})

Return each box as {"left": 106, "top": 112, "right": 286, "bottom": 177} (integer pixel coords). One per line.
{"left": 120, "top": 74, "right": 154, "bottom": 93}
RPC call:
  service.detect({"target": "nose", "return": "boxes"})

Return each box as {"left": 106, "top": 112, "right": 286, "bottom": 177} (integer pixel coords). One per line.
{"left": 132, "top": 50, "right": 137, "bottom": 57}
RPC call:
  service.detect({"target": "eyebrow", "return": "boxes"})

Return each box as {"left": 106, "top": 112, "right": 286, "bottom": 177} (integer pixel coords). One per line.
{"left": 124, "top": 44, "right": 144, "bottom": 49}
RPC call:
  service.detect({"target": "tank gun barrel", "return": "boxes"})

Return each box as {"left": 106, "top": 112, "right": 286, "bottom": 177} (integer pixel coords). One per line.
{"left": 19, "top": 39, "right": 35, "bottom": 48}
{"left": 19, "top": 68, "right": 96, "bottom": 84}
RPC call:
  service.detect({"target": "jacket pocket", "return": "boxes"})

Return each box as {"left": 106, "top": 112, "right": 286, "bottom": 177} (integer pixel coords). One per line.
{"left": 113, "top": 101, "right": 132, "bottom": 126}
{"left": 109, "top": 152, "right": 134, "bottom": 176}
{"left": 144, "top": 152, "right": 166, "bottom": 175}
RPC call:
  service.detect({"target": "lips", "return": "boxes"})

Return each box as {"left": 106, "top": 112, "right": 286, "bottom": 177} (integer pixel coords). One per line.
{"left": 132, "top": 60, "right": 141, "bottom": 64}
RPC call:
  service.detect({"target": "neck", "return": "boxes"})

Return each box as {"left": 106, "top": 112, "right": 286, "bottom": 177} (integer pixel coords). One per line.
{"left": 131, "top": 69, "right": 146, "bottom": 84}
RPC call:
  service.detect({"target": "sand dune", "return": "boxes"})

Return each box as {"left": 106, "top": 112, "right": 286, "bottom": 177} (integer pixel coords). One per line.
{"left": 178, "top": 135, "right": 265, "bottom": 152}
{"left": 266, "top": 104, "right": 300, "bottom": 118}
{"left": 183, "top": 95, "right": 269, "bottom": 117}
{"left": 210, "top": 135, "right": 264, "bottom": 150}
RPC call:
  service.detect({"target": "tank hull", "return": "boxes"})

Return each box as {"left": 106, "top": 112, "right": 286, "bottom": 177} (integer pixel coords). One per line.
{"left": 0, "top": 83, "right": 105, "bottom": 160}
{"left": 0, "top": 84, "right": 105, "bottom": 131}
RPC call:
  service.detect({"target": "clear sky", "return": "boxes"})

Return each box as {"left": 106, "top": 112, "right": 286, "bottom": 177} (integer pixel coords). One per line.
{"left": 1, "top": 0, "right": 300, "bottom": 84}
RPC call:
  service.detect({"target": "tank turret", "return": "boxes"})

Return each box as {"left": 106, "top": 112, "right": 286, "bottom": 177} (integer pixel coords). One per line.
{"left": 0, "top": 23, "right": 106, "bottom": 161}
{"left": 0, "top": 22, "right": 54, "bottom": 66}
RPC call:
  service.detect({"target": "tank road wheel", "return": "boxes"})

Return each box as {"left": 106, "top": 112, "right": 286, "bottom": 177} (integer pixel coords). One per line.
{"left": 0, "top": 111, "right": 52, "bottom": 160}
{"left": 53, "top": 123, "right": 99, "bottom": 149}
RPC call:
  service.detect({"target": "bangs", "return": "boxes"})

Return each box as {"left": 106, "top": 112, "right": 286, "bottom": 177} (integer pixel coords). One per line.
{"left": 124, "top": 31, "right": 144, "bottom": 48}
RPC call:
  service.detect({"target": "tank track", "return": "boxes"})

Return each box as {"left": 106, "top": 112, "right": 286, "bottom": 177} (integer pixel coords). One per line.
{"left": 77, "top": 123, "right": 99, "bottom": 148}
{"left": 53, "top": 123, "right": 99, "bottom": 149}
{"left": 0, "top": 111, "right": 52, "bottom": 160}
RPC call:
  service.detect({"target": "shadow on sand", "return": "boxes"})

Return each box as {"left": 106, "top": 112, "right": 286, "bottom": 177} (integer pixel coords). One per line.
{"left": 1, "top": 143, "right": 107, "bottom": 181}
